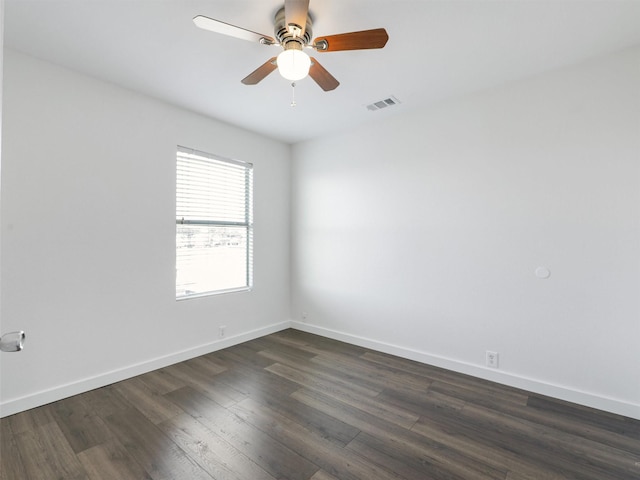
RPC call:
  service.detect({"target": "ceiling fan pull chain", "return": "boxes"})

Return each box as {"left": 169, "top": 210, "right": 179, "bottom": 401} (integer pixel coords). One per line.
{"left": 290, "top": 82, "right": 297, "bottom": 107}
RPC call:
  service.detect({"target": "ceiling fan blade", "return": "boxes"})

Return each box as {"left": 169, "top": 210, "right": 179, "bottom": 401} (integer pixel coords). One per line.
{"left": 314, "top": 28, "right": 389, "bottom": 52}
{"left": 309, "top": 58, "right": 339, "bottom": 91}
{"left": 193, "top": 15, "right": 275, "bottom": 44}
{"left": 241, "top": 58, "right": 278, "bottom": 85}
{"left": 284, "top": 0, "right": 310, "bottom": 37}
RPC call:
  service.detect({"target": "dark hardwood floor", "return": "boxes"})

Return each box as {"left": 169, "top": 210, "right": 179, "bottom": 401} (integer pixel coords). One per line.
{"left": 2, "top": 329, "right": 639, "bottom": 479}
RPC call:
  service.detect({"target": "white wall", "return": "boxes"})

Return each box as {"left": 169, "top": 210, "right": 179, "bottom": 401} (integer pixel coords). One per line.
{"left": 2, "top": 45, "right": 639, "bottom": 421}
{"left": 0, "top": 50, "right": 291, "bottom": 416}
{"left": 291, "top": 46, "right": 640, "bottom": 419}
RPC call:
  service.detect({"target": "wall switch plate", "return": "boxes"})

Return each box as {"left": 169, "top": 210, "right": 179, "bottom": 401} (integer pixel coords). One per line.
{"left": 486, "top": 351, "right": 499, "bottom": 368}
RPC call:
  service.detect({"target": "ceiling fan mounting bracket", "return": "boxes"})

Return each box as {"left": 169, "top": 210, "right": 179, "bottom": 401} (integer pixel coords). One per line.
{"left": 288, "top": 25, "right": 303, "bottom": 37}
{"left": 314, "top": 40, "right": 328, "bottom": 51}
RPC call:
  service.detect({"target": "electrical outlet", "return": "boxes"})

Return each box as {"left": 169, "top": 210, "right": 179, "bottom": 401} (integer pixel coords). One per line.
{"left": 486, "top": 351, "right": 499, "bottom": 368}
{"left": 219, "top": 325, "right": 226, "bottom": 338}
{"left": 301, "top": 311, "right": 308, "bottom": 321}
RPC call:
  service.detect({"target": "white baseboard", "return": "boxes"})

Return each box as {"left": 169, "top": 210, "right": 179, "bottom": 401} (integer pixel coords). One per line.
{"left": 0, "top": 320, "right": 291, "bottom": 418}
{"left": 4, "top": 320, "right": 638, "bottom": 420}
{"left": 290, "top": 321, "right": 640, "bottom": 420}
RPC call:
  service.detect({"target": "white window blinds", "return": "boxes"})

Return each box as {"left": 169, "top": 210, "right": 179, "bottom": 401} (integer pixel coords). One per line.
{"left": 176, "top": 146, "right": 253, "bottom": 299}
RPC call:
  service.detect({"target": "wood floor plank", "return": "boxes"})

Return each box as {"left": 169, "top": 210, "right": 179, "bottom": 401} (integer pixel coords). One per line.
{"left": 184, "top": 354, "right": 229, "bottom": 377}
{"left": 80, "top": 385, "right": 133, "bottom": 419}
{"left": 362, "top": 351, "right": 529, "bottom": 405}
{"left": 346, "top": 434, "right": 467, "bottom": 480}
{"left": 266, "top": 345, "right": 404, "bottom": 397}
{"left": 429, "top": 378, "right": 529, "bottom": 410}
{"left": 104, "top": 407, "right": 214, "bottom": 480}
{"left": 411, "top": 413, "right": 568, "bottom": 480}
{"left": 113, "top": 376, "right": 184, "bottom": 425}
{"left": 158, "top": 412, "right": 278, "bottom": 480}
{"left": 230, "top": 397, "right": 401, "bottom": 480}
{"left": 138, "top": 367, "right": 188, "bottom": 395}
{"left": 291, "top": 387, "right": 507, "bottom": 480}
{"left": 50, "top": 393, "right": 112, "bottom": 454}
{"left": 462, "top": 402, "right": 640, "bottom": 480}
{"left": 214, "top": 362, "right": 301, "bottom": 399}
{"left": 263, "top": 331, "right": 329, "bottom": 356}
{"left": 0, "top": 418, "right": 28, "bottom": 480}
{"left": 270, "top": 329, "right": 369, "bottom": 358}
{"left": 208, "top": 345, "right": 276, "bottom": 370}
{"left": 261, "top": 351, "right": 383, "bottom": 397}
{"left": 164, "top": 360, "right": 247, "bottom": 408}
{"left": 267, "top": 362, "right": 419, "bottom": 429}
{"left": 13, "top": 420, "right": 89, "bottom": 480}
{"left": 255, "top": 337, "right": 319, "bottom": 362}
{"left": 310, "top": 471, "right": 341, "bottom": 480}
{"left": 248, "top": 380, "right": 362, "bottom": 447}
{"left": 165, "top": 386, "right": 319, "bottom": 480}
{"left": 77, "top": 439, "right": 154, "bottom": 480}
{"left": 6, "top": 402, "right": 56, "bottom": 435}
{"left": 526, "top": 394, "right": 640, "bottom": 438}
{"left": 376, "top": 386, "right": 466, "bottom": 419}
{"left": 311, "top": 350, "right": 432, "bottom": 394}
{"left": 416, "top": 397, "right": 640, "bottom": 480}
{"left": 198, "top": 352, "right": 230, "bottom": 371}
{"left": 209, "top": 361, "right": 360, "bottom": 446}
{"left": 479, "top": 391, "right": 640, "bottom": 455}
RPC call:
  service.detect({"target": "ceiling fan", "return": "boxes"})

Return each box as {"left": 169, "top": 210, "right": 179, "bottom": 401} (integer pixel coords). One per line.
{"left": 193, "top": 0, "right": 389, "bottom": 91}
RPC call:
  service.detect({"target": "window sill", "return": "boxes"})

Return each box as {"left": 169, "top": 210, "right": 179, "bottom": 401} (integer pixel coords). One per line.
{"left": 176, "top": 286, "right": 253, "bottom": 301}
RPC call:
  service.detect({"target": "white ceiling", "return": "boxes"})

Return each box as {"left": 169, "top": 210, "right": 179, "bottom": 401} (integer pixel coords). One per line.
{"left": 5, "top": 0, "right": 640, "bottom": 144}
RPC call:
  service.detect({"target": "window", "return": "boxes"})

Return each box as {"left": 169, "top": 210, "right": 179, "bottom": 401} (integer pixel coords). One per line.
{"left": 176, "top": 146, "right": 253, "bottom": 299}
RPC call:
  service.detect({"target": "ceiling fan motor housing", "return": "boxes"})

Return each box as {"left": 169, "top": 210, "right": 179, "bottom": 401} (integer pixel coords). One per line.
{"left": 274, "top": 7, "right": 313, "bottom": 47}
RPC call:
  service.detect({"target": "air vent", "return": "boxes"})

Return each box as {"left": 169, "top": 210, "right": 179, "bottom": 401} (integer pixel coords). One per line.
{"left": 366, "top": 95, "right": 401, "bottom": 111}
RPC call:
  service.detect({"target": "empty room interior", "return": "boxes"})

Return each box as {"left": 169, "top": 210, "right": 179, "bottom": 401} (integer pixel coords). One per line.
{"left": 1, "top": 1, "right": 639, "bottom": 479}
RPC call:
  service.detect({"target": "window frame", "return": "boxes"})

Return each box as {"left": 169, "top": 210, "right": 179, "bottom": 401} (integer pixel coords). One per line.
{"left": 176, "top": 146, "right": 254, "bottom": 300}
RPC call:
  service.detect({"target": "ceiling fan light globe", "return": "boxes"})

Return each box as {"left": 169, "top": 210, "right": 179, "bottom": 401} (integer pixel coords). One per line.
{"left": 277, "top": 49, "right": 311, "bottom": 81}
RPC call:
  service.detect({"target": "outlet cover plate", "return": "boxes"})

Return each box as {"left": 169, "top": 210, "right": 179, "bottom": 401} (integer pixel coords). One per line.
{"left": 486, "top": 351, "right": 499, "bottom": 368}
